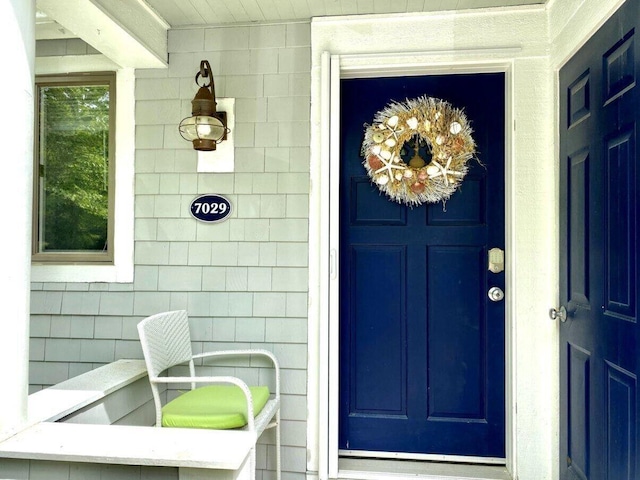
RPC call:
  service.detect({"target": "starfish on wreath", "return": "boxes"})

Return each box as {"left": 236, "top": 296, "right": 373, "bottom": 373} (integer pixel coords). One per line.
{"left": 374, "top": 152, "right": 406, "bottom": 182}
{"left": 382, "top": 117, "right": 404, "bottom": 142}
{"left": 426, "top": 156, "right": 464, "bottom": 186}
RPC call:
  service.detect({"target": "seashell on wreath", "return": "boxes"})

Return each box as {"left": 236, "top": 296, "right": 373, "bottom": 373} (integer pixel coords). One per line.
{"left": 361, "top": 95, "right": 477, "bottom": 206}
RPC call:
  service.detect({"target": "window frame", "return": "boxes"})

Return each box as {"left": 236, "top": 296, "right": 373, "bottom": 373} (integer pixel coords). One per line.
{"left": 32, "top": 72, "right": 116, "bottom": 265}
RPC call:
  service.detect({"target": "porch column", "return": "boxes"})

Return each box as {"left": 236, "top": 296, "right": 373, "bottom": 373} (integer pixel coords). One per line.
{"left": 0, "top": 0, "right": 35, "bottom": 433}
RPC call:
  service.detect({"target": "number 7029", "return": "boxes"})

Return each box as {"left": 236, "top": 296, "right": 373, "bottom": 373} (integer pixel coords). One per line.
{"left": 192, "top": 202, "right": 228, "bottom": 215}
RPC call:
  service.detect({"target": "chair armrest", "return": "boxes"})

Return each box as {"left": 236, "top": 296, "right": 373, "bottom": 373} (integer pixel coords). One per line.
{"left": 150, "top": 375, "right": 257, "bottom": 431}
{"left": 192, "top": 349, "right": 280, "bottom": 400}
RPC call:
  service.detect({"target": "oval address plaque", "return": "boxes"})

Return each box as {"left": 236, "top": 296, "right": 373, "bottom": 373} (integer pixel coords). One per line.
{"left": 190, "top": 194, "right": 232, "bottom": 223}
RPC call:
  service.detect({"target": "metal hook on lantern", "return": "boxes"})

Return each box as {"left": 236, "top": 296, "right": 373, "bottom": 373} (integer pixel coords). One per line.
{"left": 196, "top": 60, "right": 214, "bottom": 89}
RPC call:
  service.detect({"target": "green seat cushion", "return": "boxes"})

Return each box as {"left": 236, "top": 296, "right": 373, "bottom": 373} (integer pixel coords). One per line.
{"left": 162, "top": 385, "right": 270, "bottom": 429}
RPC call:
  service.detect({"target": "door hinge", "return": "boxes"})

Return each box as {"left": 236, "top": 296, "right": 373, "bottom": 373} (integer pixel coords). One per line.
{"left": 330, "top": 249, "right": 337, "bottom": 280}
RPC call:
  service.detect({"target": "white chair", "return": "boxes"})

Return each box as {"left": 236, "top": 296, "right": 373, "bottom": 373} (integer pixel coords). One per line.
{"left": 137, "top": 310, "right": 281, "bottom": 480}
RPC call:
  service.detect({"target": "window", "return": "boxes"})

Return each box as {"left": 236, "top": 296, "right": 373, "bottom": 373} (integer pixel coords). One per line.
{"left": 33, "top": 73, "right": 115, "bottom": 264}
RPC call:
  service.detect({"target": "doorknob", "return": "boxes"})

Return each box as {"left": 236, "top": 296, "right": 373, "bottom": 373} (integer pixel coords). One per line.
{"left": 488, "top": 287, "right": 504, "bottom": 302}
{"left": 549, "top": 306, "right": 567, "bottom": 322}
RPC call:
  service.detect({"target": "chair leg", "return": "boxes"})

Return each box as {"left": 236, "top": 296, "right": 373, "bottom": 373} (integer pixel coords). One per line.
{"left": 276, "top": 410, "right": 281, "bottom": 480}
{"left": 250, "top": 446, "right": 256, "bottom": 480}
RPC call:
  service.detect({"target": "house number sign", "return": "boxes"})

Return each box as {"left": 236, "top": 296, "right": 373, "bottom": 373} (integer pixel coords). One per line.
{"left": 190, "top": 194, "right": 232, "bottom": 223}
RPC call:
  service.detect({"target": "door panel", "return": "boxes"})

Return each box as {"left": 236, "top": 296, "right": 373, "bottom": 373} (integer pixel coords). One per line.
{"left": 568, "top": 149, "right": 590, "bottom": 306}
{"left": 339, "top": 73, "right": 505, "bottom": 458}
{"left": 605, "top": 129, "right": 636, "bottom": 320}
{"left": 567, "top": 343, "right": 591, "bottom": 480}
{"left": 428, "top": 246, "right": 486, "bottom": 420}
{"left": 559, "top": 1, "right": 639, "bottom": 478}
{"left": 606, "top": 361, "right": 636, "bottom": 480}
{"left": 350, "top": 245, "right": 407, "bottom": 415}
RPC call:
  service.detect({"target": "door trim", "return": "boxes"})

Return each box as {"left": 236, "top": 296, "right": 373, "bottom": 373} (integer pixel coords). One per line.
{"left": 319, "top": 51, "right": 515, "bottom": 478}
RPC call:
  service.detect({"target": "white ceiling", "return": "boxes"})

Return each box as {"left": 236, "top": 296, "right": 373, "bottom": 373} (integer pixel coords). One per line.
{"left": 34, "top": 0, "right": 549, "bottom": 69}
{"left": 142, "top": 0, "right": 547, "bottom": 27}
{"left": 37, "top": 0, "right": 547, "bottom": 40}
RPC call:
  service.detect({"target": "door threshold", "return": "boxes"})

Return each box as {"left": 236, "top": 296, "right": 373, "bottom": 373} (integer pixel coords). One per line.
{"left": 338, "top": 457, "right": 511, "bottom": 480}
{"left": 340, "top": 450, "right": 505, "bottom": 465}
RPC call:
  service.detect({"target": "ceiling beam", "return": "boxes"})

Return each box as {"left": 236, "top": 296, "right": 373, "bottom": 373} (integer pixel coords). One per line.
{"left": 36, "top": 0, "right": 168, "bottom": 69}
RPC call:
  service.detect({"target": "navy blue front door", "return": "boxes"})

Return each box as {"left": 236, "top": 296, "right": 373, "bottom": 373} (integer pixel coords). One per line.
{"left": 339, "top": 73, "right": 505, "bottom": 457}
{"left": 559, "top": 1, "right": 640, "bottom": 478}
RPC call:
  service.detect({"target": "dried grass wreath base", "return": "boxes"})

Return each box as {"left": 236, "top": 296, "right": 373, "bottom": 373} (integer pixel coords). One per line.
{"left": 362, "top": 96, "right": 476, "bottom": 206}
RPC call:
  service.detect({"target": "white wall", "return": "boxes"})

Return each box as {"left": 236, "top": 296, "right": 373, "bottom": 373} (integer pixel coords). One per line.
{"left": 309, "top": 6, "right": 558, "bottom": 480}
{"left": 548, "top": 0, "right": 626, "bottom": 68}
{"left": 29, "top": 22, "right": 312, "bottom": 480}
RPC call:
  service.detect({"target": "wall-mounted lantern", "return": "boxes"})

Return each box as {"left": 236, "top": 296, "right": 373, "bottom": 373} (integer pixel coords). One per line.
{"left": 179, "top": 60, "right": 229, "bottom": 151}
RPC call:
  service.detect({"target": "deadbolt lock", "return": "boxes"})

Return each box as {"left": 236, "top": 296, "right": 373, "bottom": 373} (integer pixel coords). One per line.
{"left": 488, "top": 248, "right": 505, "bottom": 273}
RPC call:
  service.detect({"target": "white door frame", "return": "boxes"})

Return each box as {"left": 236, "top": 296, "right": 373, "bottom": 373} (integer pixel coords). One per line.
{"left": 307, "top": 4, "right": 632, "bottom": 480}
{"left": 312, "top": 49, "right": 516, "bottom": 479}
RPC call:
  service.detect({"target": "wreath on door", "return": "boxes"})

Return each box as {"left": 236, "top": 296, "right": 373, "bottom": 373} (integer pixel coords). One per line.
{"left": 361, "top": 96, "right": 476, "bottom": 206}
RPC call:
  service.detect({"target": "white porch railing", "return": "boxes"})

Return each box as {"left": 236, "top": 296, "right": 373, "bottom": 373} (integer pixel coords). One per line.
{"left": 0, "top": 360, "right": 256, "bottom": 480}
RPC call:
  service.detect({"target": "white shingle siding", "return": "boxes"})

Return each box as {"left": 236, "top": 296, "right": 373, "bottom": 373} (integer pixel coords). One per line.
{"left": 6, "top": 460, "right": 180, "bottom": 480}
{"left": 30, "top": 22, "right": 310, "bottom": 479}
{"left": 35, "top": 38, "right": 98, "bottom": 57}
